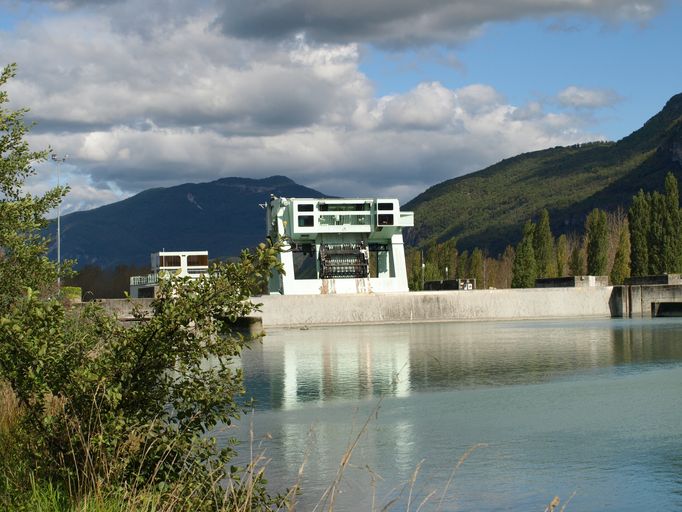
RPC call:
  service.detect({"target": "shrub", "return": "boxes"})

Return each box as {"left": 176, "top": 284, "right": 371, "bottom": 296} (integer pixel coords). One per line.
{"left": 0, "top": 242, "right": 286, "bottom": 510}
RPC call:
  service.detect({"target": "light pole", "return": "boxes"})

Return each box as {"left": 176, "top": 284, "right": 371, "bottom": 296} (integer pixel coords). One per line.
{"left": 51, "top": 153, "right": 67, "bottom": 289}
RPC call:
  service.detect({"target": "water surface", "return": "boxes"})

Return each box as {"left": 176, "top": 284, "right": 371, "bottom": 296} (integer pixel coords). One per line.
{"left": 223, "top": 318, "right": 682, "bottom": 511}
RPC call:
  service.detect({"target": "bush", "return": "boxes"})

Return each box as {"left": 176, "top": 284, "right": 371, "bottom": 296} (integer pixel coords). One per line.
{"left": 0, "top": 242, "right": 286, "bottom": 510}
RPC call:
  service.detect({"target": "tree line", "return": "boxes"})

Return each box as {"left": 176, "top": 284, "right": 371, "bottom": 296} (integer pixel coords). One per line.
{"left": 408, "top": 172, "right": 681, "bottom": 289}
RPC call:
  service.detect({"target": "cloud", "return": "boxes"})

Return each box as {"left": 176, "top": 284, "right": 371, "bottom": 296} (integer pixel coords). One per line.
{"left": 216, "top": 0, "right": 663, "bottom": 47}
{"left": 3, "top": 0, "right": 608, "bottom": 213}
{"left": 557, "top": 86, "right": 622, "bottom": 109}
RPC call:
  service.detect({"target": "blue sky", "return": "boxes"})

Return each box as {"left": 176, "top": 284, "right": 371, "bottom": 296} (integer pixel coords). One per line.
{"left": 361, "top": 3, "right": 682, "bottom": 141}
{"left": 0, "top": 0, "right": 680, "bottom": 212}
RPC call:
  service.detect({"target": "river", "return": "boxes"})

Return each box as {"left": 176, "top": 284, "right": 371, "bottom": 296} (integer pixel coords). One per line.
{"left": 222, "top": 318, "right": 682, "bottom": 511}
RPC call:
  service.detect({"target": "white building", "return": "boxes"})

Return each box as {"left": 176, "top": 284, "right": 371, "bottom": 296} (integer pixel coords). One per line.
{"left": 265, "top": 196, "right": 414, "bottom": 295}
{"left": 129, "top": 250, "right": 209, "bottom": 298}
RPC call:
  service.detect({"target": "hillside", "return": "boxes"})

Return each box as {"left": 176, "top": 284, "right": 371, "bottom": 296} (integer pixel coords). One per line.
{"left": 48, "top": 175, "right": 327, "bottom": 267}
{"left": 404, "top": 93, "right": 682, "bottom": 254}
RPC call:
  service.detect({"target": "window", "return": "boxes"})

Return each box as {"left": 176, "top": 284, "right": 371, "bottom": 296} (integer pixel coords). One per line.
{"left": 187, "top": 254, "right": 208, "bottom": 266}
{"left": 378, "top": 202, "right": 393, "bottom": 211}
{"left": 377, "top": 214, "right": 394, "bottom": 226}
{"left": 319, "top": 203, "right": 369, "bottom": 212}
{"left": 297, "top": 204, "right": 314, "bottom": 212}
{"left": 159, "top": 255, "right": 181, "bottom": 267}
{"left": 298, "top": 215, "right": 314, "bottom": 227}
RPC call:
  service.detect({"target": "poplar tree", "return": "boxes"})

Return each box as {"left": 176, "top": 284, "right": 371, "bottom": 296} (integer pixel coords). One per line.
{"left": 585, "top": 208, "right": 608, "bottom": 275}
{"left": 470, "top": 247, "right": 484, "bottom": 288}
{"left": 568, "top": 242, "right": 584, "bottom": 276}
{"left": 556, "top": 234, "right": 569, "bottom": 277}
{"left": 648, "top": 192, "right": 666, "bottom": 274}
{"left": 610, "top": 223, "right": 631, "bottom": 285}
{"left": 533, "top": 208, "right": 556, "bottom": 278}
{"left": 628, "top": 189, "right": 651, "bottom": 276}
{"left": 512, "top": 220, "right": 537, "bottom": 288}
{"left": 662, "top": 172, "right": 682, "bottom": 272}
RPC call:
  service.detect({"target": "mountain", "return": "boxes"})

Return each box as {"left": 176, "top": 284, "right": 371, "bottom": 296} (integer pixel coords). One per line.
{"left": 404, "top": 93, "right": 682, "bottom": 255}
{"left": 48, "top": 175, "right": 327, "bottom": 268}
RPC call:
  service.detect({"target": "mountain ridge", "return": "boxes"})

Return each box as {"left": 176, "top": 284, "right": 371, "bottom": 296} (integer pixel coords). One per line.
{"left": 49, "top": 175, "right": 327, "bottom": 268}
{"left": 404, "top": 92, "right": 682, "bottom": 254}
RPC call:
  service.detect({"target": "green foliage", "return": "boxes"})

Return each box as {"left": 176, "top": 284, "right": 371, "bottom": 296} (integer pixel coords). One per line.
{"left": 628, "top": 190, "right": 651, "bottom": 276}
{"left": 511, "top": 221, "right": 536, "bottom": 288}
{"left": 610, "top": 224, "right": 631, "bottom": 285}
{"left": 627, "top": 172, "right": 682, "bottom": 276}
{"left": 469, "top": 248, "right": 484, "bottom": 288}
{"left": 568, "top": 243, "right": 585, "bottom": 276}
{"left": 0, "top": 63, "right": 67, "bottom": 313}
{"left": 555, "top": 234, "right": 569, "bottom": 277}
{"left": 662, "top": 172, "right": 682, "bottom": 272}
{"left": 406, "top": 94, "right": 682, "bottom": 256}
{"left": 533, "top": 209, "right": 556, "bottom": 278}
{"left": 0, "top": 241, "right": 285, "bottom": 510}
{"left": 585, "top": 209, "right": 608, "bottom": 275}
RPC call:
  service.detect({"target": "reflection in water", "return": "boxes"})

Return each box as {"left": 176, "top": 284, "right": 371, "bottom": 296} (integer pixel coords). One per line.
{"left": 229, "top": 318, "right": 682, "bottom": 511}
{"left": 241, "top": 318, "right": 682, "bottom": 410}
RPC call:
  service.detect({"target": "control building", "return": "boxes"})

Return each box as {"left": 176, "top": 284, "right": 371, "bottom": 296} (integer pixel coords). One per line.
{"left": 265, "top": 196, "right": 414, "bottom": 295}
{"left": 129, "top": 250, "right": 209, "bottom": 298}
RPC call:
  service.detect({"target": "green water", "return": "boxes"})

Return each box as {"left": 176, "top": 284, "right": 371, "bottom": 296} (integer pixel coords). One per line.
{"left": 224, "top": 318, "right": 682, "bottom": 510}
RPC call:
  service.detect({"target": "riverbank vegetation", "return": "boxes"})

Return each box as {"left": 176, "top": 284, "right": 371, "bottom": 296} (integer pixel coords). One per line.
{"left": 0, "top": 63, "right": 288, "bottom": 511}
{"left": 407, "top": 172, "right": 681, "bottom": 289}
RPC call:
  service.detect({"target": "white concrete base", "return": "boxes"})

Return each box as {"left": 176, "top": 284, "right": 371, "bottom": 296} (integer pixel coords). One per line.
{"left": 253, "top": 287, "right": 618, "bottom": 328}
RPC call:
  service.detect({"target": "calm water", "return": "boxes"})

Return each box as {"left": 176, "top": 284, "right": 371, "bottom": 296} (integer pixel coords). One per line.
{"left": 222, "top": 318, "right": 682, "bottom": 511}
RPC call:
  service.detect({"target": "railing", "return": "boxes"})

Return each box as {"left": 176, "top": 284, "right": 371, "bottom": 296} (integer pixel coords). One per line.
{"left": 130, "top": 274, "right": 159, "bottom": 286}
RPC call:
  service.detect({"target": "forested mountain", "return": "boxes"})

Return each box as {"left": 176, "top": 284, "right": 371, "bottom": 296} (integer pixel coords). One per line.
{"left": 404, "top": 93, "right": 682, "bottom": 255}
{"left": 48, "top": 176, "right": 326, "bottom": 267}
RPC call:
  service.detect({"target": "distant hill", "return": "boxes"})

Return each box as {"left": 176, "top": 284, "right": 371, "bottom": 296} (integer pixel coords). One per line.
{"left": 48, "top": 175, "right": 327, "bottom": 268}
{"left": 404, "top": 93, "right": 682, "bottom": 255}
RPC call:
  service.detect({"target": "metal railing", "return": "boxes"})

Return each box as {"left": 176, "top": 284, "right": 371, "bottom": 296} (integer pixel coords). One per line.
{"left": 130, "top": 274, "right": 159, "bottom": 286}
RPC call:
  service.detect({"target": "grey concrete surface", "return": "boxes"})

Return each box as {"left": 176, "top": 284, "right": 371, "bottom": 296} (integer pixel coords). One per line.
{"left": 251, "top": 287, "right": 618, "bottom": 328}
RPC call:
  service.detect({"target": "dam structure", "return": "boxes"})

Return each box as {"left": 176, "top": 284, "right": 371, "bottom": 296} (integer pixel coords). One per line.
{"left": 265, "top": 195, "right": 414, "bottom": 295}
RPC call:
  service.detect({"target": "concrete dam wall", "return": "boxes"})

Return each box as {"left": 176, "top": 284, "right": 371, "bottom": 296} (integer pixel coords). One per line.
{"left": 97, "top": 283, "right": 682, "bottom": 328}
{"left": 253, "top": 287, "right": 622, "bottom": 328}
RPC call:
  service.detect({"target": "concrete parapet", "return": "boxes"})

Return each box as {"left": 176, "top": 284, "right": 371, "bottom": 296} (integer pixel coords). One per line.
{"left": 535, "top": 275, "right": 609, "bottom": 288}
{"left": 95, "top": 298, "right": 154, "bottom": 320}
{"left": 624, "top": 274, "right": 682, "bottom": 286}
{"left": 252, "top": 287, "right": 617, "bottom": 328}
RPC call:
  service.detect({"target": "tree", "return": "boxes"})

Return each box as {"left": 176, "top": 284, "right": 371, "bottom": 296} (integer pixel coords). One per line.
{"left": 533, "top": 209, "right": 556, "bottom": 278}
{"left": 568, "top": 241, "right": 585, "bottom": 276}
{"left": 0, "top": 64, "right": 286, "bottom": 509}
{"left": 0, "top": 63, "right": 66, "bottom": 313}
{"left": 628, "top": 189, "right": 650, "bottom": 276}
{"left": 556, "top": 234, "right": 569, "bottom": 277}
{"left": 1, "top": 244, "right": 285, "bottom": 509}
{"left": 470, "top": 248, "right": 484, "bottom": 288}
{"left": 512, "top": 221, "right": 536, "bottom": 288}
{"left": 610, "top": 222, "right": 631, "bottom": 285}
{"left": 585, "top": 208, "right": 608, "bottom": 275}
{"left": 662, "top": 172, "right": 682, "bottom": 273}
{"left": 498, "top": 245, "right": 515, "bottom": 288}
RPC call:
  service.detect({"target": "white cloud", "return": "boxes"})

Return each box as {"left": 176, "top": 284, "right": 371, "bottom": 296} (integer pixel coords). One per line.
{"left": 557, "top": 86, "right": 622, "bottom": 109}
{"left": 3, "top": 0, "right": 612, "bottom": 212}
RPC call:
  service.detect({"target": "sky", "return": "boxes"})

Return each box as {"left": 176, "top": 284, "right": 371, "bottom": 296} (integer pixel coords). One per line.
{"left": 1, "top": 0, "right": 681, "bottom": 214}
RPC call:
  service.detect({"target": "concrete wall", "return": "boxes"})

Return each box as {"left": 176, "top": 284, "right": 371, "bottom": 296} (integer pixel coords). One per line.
{"left": 252, "top": 287, "right": 619, "bottom": 328}
{"left": 628, "top": 285, "right": 682, "bottom": 317}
